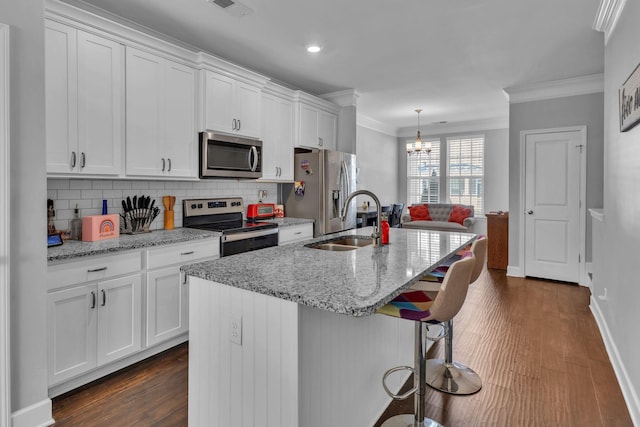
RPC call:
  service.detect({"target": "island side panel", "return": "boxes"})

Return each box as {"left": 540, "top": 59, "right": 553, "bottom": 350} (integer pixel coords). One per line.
{"left": 299, "top": 305, "right": 415, "bottom": 427}
{"left": 188, "top": 277, "right": 299, "bottom": 427}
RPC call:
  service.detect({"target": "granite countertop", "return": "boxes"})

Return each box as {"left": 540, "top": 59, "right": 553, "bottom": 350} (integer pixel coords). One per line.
{"left": 182, "top": 227, "right": 476, "bottom": 317}
{"left": 265, "top": 217, "right": 314, "bottom": 227}
{"left": 48, "top": 228, "right": 221, "bottom": 263}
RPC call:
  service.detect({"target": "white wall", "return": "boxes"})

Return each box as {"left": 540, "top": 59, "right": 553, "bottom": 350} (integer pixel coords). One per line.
{"left": 594, "top": 0, "right": 640, "bottom": 422}
{"left": 355, "top": 125, "right": 399, "bottom": 207}
{"left": 0, "top": 0, "right": 52, "bottom": 425}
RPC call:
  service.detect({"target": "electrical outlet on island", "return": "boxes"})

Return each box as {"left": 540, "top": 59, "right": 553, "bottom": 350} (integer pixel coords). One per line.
{"left": 230, "top": 314, "right": 242, "bottom": 345}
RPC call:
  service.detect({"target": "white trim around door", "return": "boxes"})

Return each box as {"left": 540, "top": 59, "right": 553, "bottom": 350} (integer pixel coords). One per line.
{"left": 0, "top": 22, "right": 11, "bottom": 427}
{"left": 517, "top": 126, "right": 588, "bottom": 286}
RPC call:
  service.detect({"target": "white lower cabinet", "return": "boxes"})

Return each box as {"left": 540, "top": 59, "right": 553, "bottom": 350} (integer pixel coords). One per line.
{"left": 145, "top": 266, "right": 188, "bottom": 347}
{"left": 144, "top": 239, "right": 219, "bottom": 346}
{"left": 279, "top": 223, "right": 314, "bottom": 245}
{"left": 48, "top": 273, "right": 142, "bottom": 385}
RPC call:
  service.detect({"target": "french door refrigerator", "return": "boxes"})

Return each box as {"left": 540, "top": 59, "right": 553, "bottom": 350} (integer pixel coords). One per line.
{"left": 284, "top": 150, "right": 357, "bottom": 237}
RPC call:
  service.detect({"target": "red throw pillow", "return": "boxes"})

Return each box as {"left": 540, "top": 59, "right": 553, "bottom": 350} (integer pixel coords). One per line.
{"left": 449, "top": 205, "right": 472, "bottom": 225}
{"left": 408, "top": 204, "right": 432, "bottom": 221}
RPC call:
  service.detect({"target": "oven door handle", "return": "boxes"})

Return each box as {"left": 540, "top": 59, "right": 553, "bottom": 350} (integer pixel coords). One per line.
{"left": 222, "top": 228, "right": 278, "bottom": 243}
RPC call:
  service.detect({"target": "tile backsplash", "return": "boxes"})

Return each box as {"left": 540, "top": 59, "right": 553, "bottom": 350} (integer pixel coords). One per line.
{"left": 47, "top": 178, "right": 278, "bottom": 232}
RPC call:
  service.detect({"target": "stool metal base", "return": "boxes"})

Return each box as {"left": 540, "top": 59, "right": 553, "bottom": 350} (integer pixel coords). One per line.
{"left": 381, "top": 414, "right": 444, "bottom": 427}
{"left": 425, "top": 359, "right": 482, "bottom": 395}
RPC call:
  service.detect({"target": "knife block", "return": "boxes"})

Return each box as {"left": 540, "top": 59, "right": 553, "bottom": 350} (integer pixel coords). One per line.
{"left": 164, "top": 210, "right": 174, "bottom": 230}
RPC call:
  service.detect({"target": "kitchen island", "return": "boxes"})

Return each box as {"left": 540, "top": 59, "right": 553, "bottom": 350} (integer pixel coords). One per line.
{"left": 182, "top": 226, "right": 475, "bottom": 427}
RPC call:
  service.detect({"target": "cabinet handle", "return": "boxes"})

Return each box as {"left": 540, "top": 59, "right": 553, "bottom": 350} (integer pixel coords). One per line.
{"left": 101, "top": 289, "right": 106, "bottom": 306}
{"left": 71, "top": 151, "right": 77, "bottom": 168}
{"left": 318, "top": 137, "right": 323, "bottom": 147}
{"left": 81, "top": 152, "right": 86, "bottom": 168}
{"left": 232, "top": 118, "right": 237, "bottom": 130}
{"left": 87, "top": 267, "right": 107, "bottom": 273}
{"left": 237, "top": 119, "right": 241, "bottom": 131}
{"left": 294, "top": 231, "right": 302, "bottom": 235}
{"left": 180, "top": 251, "right": 195, "bottom": 255}
{"left": 90, "top": 291, "right": 96, "bottom": 309}
{"left": 167, "top": 158, "right": 172, "bottom": 172}
{"left": 161, "top": 158, "right": 166, "bottom": 172}
{"left": 182, "top": 273, "right": 189, "bottom": 285}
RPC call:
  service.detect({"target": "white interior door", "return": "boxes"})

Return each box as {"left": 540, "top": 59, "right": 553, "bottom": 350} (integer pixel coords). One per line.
{"left": 524, "top": 130, "right": 581, "bottom": 282}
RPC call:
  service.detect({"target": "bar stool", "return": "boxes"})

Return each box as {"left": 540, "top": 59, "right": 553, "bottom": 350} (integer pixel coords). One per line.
{"left": 414, "top": 236, "right": 487, "bottom": 395}
{"left": 376, "top": 254, "right": 475, "bottom": 427}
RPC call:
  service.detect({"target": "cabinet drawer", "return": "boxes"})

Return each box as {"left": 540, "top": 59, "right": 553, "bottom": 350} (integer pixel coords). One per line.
{"left": 48, "top": 252, "right": 141, "bottom": 291}
{"left": 146, "top": 238, "right": 219, "bottom": 270}
{"left": 279, "top": 223, "right": 313, "bottom": 245}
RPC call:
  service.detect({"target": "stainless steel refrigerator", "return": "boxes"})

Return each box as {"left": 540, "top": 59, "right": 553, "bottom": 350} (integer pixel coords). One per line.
{"left": 284, "top": 150, "right": 357, "bottom": 237}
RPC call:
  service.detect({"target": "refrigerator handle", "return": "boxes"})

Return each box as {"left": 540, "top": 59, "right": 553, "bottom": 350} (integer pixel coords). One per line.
{"left": 340, "top": 160, "right": 349, "bottom": 214}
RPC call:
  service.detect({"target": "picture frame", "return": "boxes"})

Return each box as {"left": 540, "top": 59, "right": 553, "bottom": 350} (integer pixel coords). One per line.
{"left": 619, "top": 62, "right": 640, "bottom": 132}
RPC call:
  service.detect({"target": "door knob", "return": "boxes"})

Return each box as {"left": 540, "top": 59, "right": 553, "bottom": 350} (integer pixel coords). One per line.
{"left": 527, "top": 210, "right": 534, "bottom": 215}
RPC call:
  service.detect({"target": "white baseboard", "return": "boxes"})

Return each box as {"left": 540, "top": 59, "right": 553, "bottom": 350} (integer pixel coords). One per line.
{"left": 11, "top": 399, "right": 54, "bottom": 427}
{"left": 590, "top": 296, "right": 640, "bottom": 425}
{"left": 506, "top": 265, "right": 523, "bottom": 277}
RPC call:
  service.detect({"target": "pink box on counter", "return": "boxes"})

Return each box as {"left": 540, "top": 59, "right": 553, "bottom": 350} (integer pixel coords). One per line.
{"left": 82, "top": 214, "right": 120, "bottom": 242}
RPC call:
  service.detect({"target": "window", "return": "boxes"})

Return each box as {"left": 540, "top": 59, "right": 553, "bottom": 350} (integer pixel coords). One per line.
{"left": 406, "top": 139, "right": 440, "bottom": 205}
{"left": 447, "top": 135, "right": 484, "bottom": 213}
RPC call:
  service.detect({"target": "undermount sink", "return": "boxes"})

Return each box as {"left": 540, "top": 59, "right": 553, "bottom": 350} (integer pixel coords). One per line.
{"left": 306, "top": 236, "right": 373, "bottom": 251}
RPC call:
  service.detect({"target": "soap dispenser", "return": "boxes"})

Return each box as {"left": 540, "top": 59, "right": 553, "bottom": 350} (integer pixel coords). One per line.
{"left": 70, "top": 204, "right": 82, "bottom": 240}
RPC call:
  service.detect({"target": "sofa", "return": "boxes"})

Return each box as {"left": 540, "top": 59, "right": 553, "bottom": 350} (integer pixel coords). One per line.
{"left": 401, "top": 203, "right": 476, "bottom": 232}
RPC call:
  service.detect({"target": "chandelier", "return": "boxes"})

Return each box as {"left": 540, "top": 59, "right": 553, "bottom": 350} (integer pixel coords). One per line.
{"left": 406, "top": 108, "right": 432, "bottom": 155}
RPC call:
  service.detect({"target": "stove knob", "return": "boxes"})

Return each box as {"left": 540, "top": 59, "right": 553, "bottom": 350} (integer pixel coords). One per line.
{"left": 191, "top": 204, "right": 197, "bottom": 209}
{"left": 198, "top": 203, "right": 203, "bottom": 208}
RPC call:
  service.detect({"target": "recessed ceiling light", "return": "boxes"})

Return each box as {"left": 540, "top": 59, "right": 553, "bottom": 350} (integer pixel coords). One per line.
{"left": 306, "top": 45, "right": 322, "bottom": 53}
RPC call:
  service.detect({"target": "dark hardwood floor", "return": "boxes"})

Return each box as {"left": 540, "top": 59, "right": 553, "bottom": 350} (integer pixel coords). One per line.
{"left": 53, "top": 269, "right": 633, "bottom": 426}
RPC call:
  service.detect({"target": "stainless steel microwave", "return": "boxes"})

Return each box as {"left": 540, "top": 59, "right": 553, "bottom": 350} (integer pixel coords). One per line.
{"left": 199, "top": 131, "right": 262, "bottom": 179}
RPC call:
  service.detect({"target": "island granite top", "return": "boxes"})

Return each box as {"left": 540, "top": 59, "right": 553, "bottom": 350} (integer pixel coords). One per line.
{"left": 264, "top": 217, "right": 314, "bottom": 227}
{"left": 182, "top": 227, "right": 476, "bottom": 317}
{"left": 48, "top": 228, "right": 221, "bottom": 263}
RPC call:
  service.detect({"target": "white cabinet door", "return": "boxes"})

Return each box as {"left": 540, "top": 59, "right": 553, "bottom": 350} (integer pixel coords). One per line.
{"left": 318, "top": 110, "right": 337, "bottom": 151}
{"left": 126, "top": 47, "right": 196, "bottom": 178}
{"left": 97, "top": 274, "right": 143, "bottom": 365}
{"left": 260, "top": 94, "right": 294, "bottom": 181}
{"left": 298, "top": 103, "right": 319, "bottom": 149}
{"left": 45, "top": 20, "right": 123, "bottom": 176}
{"left": 76, "top": 30, "right": 123, "bottom": 175}
{"left": 163, "top": 61, "right": 196, "bottom": 178}
{"left": 146, "top": 266, "right": 188, "bottom": 347}
{"left": 203, "top": 70, "right": 262, "bottom": 138}
{"left": 204, "top": 70, "right": 235, "bottom": 133}
{"left": 125, "top": 47, "right": 164, "bottom": 177}
{"left": 45, "top": 20, "right": 78, "bottom": 174}
{"left": 235, "top": 81, "right": 262, "bottom": 138}
{"left": 48, "top": 284, "right": 97, "bottom": 384}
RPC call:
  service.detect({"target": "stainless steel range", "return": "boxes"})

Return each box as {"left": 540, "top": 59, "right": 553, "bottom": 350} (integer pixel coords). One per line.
{"left": 182, "top": 197, "right": 278, "bottom": 257}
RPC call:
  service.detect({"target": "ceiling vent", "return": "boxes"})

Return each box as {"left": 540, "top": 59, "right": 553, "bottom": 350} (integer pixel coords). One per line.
{"left": 207, "top": 0, "right": 254, "bottom": 17}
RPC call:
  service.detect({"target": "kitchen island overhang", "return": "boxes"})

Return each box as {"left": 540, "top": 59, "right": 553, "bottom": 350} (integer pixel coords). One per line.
{"left": 183, "top": 227, "right": 476, "bottom": 427}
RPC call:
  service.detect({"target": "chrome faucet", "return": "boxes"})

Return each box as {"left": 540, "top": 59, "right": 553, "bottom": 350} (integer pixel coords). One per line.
{"left": 340, "top": 190, "right": 382, "bottom": 247}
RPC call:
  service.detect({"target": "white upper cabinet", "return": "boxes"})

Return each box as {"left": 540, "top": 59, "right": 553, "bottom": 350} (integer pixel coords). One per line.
{"left": 203, "top": 70, "right": 262, "bottom": 138}
{"left": 45, "top": 19, "right": 124, "bottom": 176}
{"left": 260, "top": 90, "right": 294, "bottom": 181}
{"left": 125, "top": 47, "right": 196, "bottom": 178}
{"left": 294, "top": 94, "right": 338, "bottom": 151}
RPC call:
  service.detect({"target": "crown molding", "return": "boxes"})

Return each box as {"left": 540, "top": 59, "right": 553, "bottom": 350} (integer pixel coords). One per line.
{"left": 320, "top": 89, "right": 359, "bottom": 107}
{"left": 593, "top": 0, "right": 628, "bottom": 44}
{"left": 356, "top": 114, "right": 399, "bottom": 137}
{"left": 503, "top": 74, "right": 604, "bottom": 104}
{"left": 397, "top": 116, "right": 508, "bottom": 138}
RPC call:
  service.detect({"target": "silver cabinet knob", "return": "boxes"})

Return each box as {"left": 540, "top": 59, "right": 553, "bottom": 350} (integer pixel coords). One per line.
{"left": 527, "top": 210, "right": 534, "bottom": 215}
